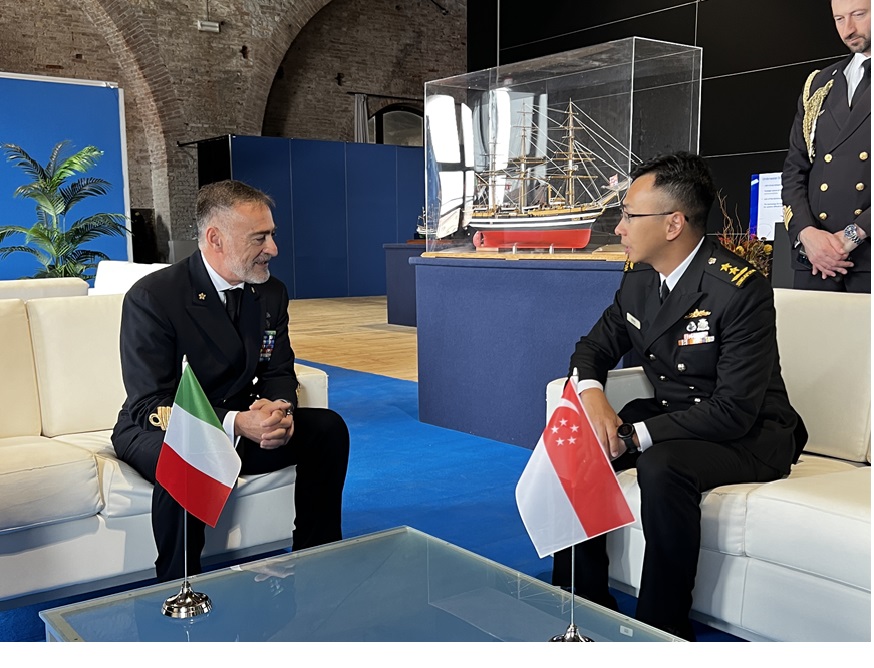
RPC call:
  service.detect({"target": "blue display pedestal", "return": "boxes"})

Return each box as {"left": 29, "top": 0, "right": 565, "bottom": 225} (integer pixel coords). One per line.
{"left": 384, "top": 242, "right": 425, "bottom": 326}
{"left": 411, "top": 255, "right": 625, "bottom": 448}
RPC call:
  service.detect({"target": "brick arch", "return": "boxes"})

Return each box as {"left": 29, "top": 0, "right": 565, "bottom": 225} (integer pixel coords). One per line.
{"left": 79, "top": 0, "right": 190, "bottom": 254}
{"left": 237, "top": 0, "right": 334, "bottom": 136}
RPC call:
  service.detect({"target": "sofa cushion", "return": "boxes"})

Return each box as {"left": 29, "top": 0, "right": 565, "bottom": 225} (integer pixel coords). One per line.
{"left": 773, "top": 289, "right": 871, "bottom": 464}
{"left": 0, "top": 299, "right": 41, "bottom": 438}
{"left": 0, "top": 277, "right": 88, "bottom": 300}
{"left": 746, "top": 466, "right": 871, "bottom": 591}
{"left": 55, "top": 431, "right": 297, "bottom": 519}
{"left": 0, "top": 437, "right": 102, "bottom": 533}
{"left": 615, "top": 453, "right": 862, "bottom": 557}
{"left": 26, "top": 294, "right": 126, "bottom": 437}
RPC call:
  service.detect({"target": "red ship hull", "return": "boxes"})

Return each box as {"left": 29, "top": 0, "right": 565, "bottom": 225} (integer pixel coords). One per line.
{"left": 472, "top": 228, "right": 592, "bottom": 250}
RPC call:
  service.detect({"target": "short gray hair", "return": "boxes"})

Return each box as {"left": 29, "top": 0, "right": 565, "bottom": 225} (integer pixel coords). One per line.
{"left": 195, "top": 180, "right": 274, "bottom": 241}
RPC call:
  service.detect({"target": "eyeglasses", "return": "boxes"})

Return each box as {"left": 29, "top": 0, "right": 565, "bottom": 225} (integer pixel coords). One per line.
{"left": 619, "top": 208, "right": 676, "bottom": 222}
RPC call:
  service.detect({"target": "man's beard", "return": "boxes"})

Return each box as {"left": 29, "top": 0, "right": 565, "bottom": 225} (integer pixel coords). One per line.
{"left": 228, "top": 255, "right": 271, "bottom": 284}
{"left": 846, "top": 34, "right": 871, "bottom": 53}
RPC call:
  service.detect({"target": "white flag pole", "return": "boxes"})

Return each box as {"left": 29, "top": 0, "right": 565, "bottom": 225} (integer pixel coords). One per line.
{"left": 550, "top": 368, "right": 592, "bottom": 642}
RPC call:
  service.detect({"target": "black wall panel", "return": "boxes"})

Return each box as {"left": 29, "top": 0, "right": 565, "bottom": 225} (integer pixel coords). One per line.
{"left": 699, "top": 64, "right": 812, "bottom": 156}
{"left": 697, "top": 0, "right": 845, "bottom": 77}
{"left": 499, "top": 4, "right": 698, "bottom": 66}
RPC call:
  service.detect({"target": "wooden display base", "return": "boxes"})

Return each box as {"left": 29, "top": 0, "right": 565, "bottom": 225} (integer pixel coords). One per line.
{"left": 421, "top": 250, "right": 627, "bottom": 262}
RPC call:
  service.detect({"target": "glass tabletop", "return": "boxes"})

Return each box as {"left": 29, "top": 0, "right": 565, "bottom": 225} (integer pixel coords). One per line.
{"left": 40, "top": 527, "right": 682, "bottom": 642}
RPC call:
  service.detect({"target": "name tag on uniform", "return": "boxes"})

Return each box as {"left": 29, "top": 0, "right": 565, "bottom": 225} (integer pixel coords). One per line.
{"left": 260, "top": 330, "right": 277, "bottom": 361}
{"left": 626, "top": 312, "right": 641, "bottom": 329}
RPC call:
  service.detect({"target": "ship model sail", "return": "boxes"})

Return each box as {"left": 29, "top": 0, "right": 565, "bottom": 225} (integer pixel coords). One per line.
{"left": 428, "top": 98, "right": 640, "bottom": 251}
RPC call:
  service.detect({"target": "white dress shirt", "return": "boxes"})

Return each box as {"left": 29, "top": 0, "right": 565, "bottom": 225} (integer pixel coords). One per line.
{"left": 200, "top": 253, "right": 244, "bottom": 444}
{"left": 845, "top": 52, "right": 871, "bottom": 106}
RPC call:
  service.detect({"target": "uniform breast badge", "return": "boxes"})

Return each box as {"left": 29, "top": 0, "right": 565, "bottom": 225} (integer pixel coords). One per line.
{"left": 260, "top": 330, "right": 277, "bottom": 362}
{"left": 678, "top": 315, "right": 714, "bottom": 346}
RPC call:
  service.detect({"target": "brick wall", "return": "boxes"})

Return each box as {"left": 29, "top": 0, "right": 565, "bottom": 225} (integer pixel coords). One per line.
{"left": 263, "top": 0, "right": 467, "bottom": 140}
{"left": 0, "top": 0, "right": 467, "bottom": 261}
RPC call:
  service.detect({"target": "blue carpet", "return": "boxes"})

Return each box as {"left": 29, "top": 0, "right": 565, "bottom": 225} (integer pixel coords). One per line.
{"left": 0, "top": 361, "right": 741, "bottom": 642}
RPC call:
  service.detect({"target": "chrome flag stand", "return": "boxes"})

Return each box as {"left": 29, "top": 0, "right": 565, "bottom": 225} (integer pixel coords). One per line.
{"left": 549, "top": 545, "right": 593, "bottom": 642}
{"left": 162, "top": 511, "right": 211, "bottom": 618}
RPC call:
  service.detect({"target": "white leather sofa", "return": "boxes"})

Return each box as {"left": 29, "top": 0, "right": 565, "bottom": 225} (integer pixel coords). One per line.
{"left": 0, "top": 293, "right": 328, "bottom": 605}
{"left": 88, "top": 260, "right": 170, "bottom": 295}
{"left": 546, "top": 288, "right": 871, "bottom": 642}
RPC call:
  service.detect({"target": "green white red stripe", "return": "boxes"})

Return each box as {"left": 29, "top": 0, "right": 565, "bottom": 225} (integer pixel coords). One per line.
{"left": 156, "top": 361, "right": 241, "bottom": 527}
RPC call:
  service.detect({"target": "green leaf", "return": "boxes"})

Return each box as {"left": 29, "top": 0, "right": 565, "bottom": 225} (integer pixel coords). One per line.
{"left": 61, "top": 177, "right": 111, "bottom": 213}
{"left": 2, "top": 143, "right": 49, "bottom": 182}
{"left": 1, "top": 140, "right": 125, "bottom": 279}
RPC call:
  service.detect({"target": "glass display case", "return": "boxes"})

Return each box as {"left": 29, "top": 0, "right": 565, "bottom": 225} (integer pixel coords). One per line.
{"left": 422, "top": 37, "right": 702, "bottom": 255}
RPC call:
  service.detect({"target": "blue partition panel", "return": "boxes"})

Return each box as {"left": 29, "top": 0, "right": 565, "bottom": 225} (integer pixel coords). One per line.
{"left": 230, "top": 135, "right": 295, "bottom": 292}
{"left": 0, "top": 74, "right": 129, "bottom": 280}
{"left": 289, "top": 139, "right": 348, "bottom": 298}
{"left": 412, "top": 256, "right": 624, "bottom": 448}
{"left": 218, "top": 136, "right": 424, "bottom": 299}
{"left": 346, "top": 143, "right": 398, "bottom": 296}
{"left": 396, "top": 147, "right": 425, "bottom": 241}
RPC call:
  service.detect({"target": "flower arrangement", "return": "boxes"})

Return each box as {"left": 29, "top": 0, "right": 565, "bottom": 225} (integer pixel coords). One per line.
{"left": 715, "top": 193, "right": 773, "bottom": 277}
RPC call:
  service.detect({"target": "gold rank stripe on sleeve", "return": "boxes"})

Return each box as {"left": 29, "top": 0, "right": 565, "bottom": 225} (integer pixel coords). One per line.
{"left": 801, "top": 70, "right": 834, "bottom": 163}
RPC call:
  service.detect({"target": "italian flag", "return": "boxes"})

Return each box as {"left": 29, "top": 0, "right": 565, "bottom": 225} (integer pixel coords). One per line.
{"left": 155, "top": 360, "right": 241, "bottom": 528}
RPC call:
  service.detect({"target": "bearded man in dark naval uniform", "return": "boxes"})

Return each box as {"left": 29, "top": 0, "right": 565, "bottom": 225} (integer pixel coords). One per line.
{"left": 112, "top": 180, "right": 349, "bottom": 582}
{"left": 551, "top": 152, "right": 807, "bottom": 641}
{"left": 782, "top": 0, "right": 871, "bottom": 293}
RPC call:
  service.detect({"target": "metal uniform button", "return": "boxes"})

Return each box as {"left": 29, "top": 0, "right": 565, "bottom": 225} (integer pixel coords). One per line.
{"left": 688, "top": 386, "right": 695, "bottom": 390}
{"left": 820, "top": 183, "right": 829, "bottom": 192}
{"left": 677, "top": 363, "right": 686, "bottom": 372}
{"left": 857, "top": 183, "right": 866, "bottom": 191}
{"left": 819, "top": 212, "right": 828, "bottom": 220}
{"left": 693, "top": 397, "right": 702, "bottom": 404}
{"left": 661, "top": 400, "right": 669, "bottom": 407}
{"left": 855, "top": 209, "right": 863, "bottom": 216}
{"left": 861, "top": 152, "right": 869, "bottom": 161}
{"left": 824, "top": 154, "right": 833, "bottom": 163}
{"left": 659, "top": 375, "right": 667, "bottom": 381}
{"left": 649, "top": 353, "right": 656, "bottom": 361}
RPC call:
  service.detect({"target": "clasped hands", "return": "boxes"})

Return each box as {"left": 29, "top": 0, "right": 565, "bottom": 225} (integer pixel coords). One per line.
{"left": 799, "top": 227, "right": 860, "bottom": 279}
{"left": 235, "top": 398, "right": 294, "bottom": 449}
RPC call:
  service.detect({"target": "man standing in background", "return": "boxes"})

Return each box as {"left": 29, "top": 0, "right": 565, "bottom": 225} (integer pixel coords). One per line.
{"left": 782, "top": 0, "right": 871, "bottom": 292}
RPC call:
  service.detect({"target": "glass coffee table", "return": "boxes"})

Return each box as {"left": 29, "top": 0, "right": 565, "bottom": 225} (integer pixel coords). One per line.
{"left": 40, "top": 526, "right": 682, "bottom": 642}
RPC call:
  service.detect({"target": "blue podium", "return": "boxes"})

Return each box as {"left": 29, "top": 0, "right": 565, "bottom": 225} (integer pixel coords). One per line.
{"left": 411, "top": 255, "right": 625, "bottom": 448}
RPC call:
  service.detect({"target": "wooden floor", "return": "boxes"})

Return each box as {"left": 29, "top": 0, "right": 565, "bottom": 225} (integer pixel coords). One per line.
{"left": 287, "top": 296, "right": 418, "bottom": 381}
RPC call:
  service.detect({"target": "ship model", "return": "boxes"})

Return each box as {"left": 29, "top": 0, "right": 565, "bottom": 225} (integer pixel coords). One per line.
{"left": 425, "top": 99, "right": 640, "bottom": 251}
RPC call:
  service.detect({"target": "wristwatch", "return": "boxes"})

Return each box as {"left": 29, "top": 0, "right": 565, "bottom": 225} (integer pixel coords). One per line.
{"left": 617, "top": 423, "right": 638, "bottom": 453}
{"left": 277, "top": 398, "right": 294, "bottom": 416}
{"left": 844, "top": 224, "right": 864, "bottom": 246}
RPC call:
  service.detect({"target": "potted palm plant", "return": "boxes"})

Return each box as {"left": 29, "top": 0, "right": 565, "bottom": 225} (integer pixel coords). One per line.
{"left": 0, "top": 140, "right": 128, "bottom": 279}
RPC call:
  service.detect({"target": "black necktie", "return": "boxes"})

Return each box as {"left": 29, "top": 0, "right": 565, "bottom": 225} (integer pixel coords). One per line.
{"left": 659, "top": 280, "right": 670, "bottom": 304}
{"left": 851, "top": 59, "right": 870, "bottom": 109}
{"left": 223, "top": 288, "right": 241, "bottom": 327}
